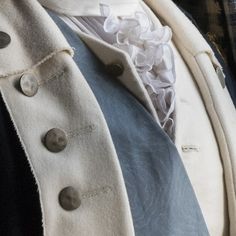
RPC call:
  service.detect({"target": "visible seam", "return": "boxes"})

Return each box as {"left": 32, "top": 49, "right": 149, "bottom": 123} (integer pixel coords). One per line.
{"left": 195, "top": 53, "right": 235, "bottom": 186}
{"left": 194, "top": 54, "right": 236, "bottom": 234}
{"left": 0, "top": 47, "right": 74, "bottom": 79}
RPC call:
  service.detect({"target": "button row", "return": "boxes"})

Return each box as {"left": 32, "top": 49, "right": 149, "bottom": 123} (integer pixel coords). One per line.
{"left": 44, "top": 128, "right": 81, "bottom": 211}
{"left": 44, "top": 128, "right": 77, "bottom": 209}
{"left": 17, "top": 70, "right": 81, "bottom": 211}
{"left": 0, "top": 31, "right": 105, "bottom": 213}
{"left": 13, "top": 47, "right": 125, "bottom": 214}
{"left": 0, "top": 31, "right": 80, "bottom": 211}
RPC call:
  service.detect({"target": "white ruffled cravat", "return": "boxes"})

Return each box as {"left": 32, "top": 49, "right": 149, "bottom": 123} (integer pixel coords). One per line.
{"left": 102, "top": 6, "right": 176, "bottom": 138}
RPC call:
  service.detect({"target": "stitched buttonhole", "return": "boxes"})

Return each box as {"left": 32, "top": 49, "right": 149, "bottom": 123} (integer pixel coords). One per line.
{"left": 81, "top": 186, "right": 113, "bottom": 200}
{"left": 182, "top": 145, "right": 200, "bottom": 153}
{"left": 37, "top": 69, "right": 66, "bottom": 86}
{"left": 67, "top": 124, "right": 96, "bottom": 139}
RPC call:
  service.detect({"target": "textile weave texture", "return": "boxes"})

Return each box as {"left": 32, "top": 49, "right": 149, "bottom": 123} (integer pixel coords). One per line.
{"left": 48, "top": 10, "right": 210, "bottom": 236}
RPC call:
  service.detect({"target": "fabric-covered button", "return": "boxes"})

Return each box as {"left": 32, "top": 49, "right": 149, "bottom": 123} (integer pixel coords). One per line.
{"left": 105, "top": 62, "right": 124, "bottom": 76}
{"left": 20, "top": 73, "right": 39, "bottom": 97}
{"left": 0, "top": 31, "right": 11, "bottom": 49}
{"left": 59, "top": 186, "right": 81, "bottom": 211}
{"left": 44, "top": 128, "right": 67, "bottom": 153}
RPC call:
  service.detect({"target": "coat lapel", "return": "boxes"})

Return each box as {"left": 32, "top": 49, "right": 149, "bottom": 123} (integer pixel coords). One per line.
{"left": 0, "top": 1, "right": 136, "bottom": 235}
{"left": 143, "top": 1, "right": 236, "bottom": 235}
{"left": 77, "top": 31, "right": 160, "bottom": 124}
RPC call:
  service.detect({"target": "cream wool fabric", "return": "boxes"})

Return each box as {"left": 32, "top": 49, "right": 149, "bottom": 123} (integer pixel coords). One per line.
{"left": 58, "top": 6, "right": 229, "bottom": 233}
{"left": 0, "top": 0, "right": 136, "bottom": 235}
{"left": 174, "top": 49, "right": 229, "bottom": 235}
{"left": 173, "top": 46, "right": 228, "bottom": 236}
{"left": 64, "top": 8, "right": 229, "bottom": 234}
{"left": 143, "top": 0, "right": 236, "bottom": 235}
{"left": 0, "top": 51, "right": 135, "bottom": 236}
{"left": 0, "top": 0, "right": 236, "bottom": 235}
{"left": 140, "top": 3, "right": 228, "bottom": 235}
{"left": 62, "top": 3, "right": 230, "bottom": 234}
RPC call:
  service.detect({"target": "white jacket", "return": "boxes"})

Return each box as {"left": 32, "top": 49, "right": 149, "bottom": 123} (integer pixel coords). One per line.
{"left": 0, "top": 0, "right": 235, "bottom": 235}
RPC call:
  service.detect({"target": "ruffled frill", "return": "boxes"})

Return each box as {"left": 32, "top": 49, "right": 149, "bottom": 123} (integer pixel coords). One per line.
{"left": 103, "top": 10, "right": 176, "bottom": 137}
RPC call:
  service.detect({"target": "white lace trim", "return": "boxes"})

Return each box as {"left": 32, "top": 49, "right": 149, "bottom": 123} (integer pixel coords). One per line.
{"left": 102, "top": 7, "right": 176, "bottom": 137}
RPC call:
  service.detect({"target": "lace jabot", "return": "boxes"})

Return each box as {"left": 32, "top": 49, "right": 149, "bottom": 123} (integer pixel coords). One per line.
{"left": 102, "top": 6, "right": 176, "bottom": 138}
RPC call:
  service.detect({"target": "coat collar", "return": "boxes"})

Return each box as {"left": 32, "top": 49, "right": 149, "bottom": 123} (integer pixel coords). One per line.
{"left": 37, "top": 0, "right": 221, "bottom": 68}
{"left": 37, "top": 0, "right": 140, "bottom": 16}
{"left": 0, "top": 0, "right": 221, "bottom": 79}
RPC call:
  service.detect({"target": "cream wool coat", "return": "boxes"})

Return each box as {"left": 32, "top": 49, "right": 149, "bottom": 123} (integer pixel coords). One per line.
{"left": 0, "top": 0, "right": 236, "bottom": 235}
